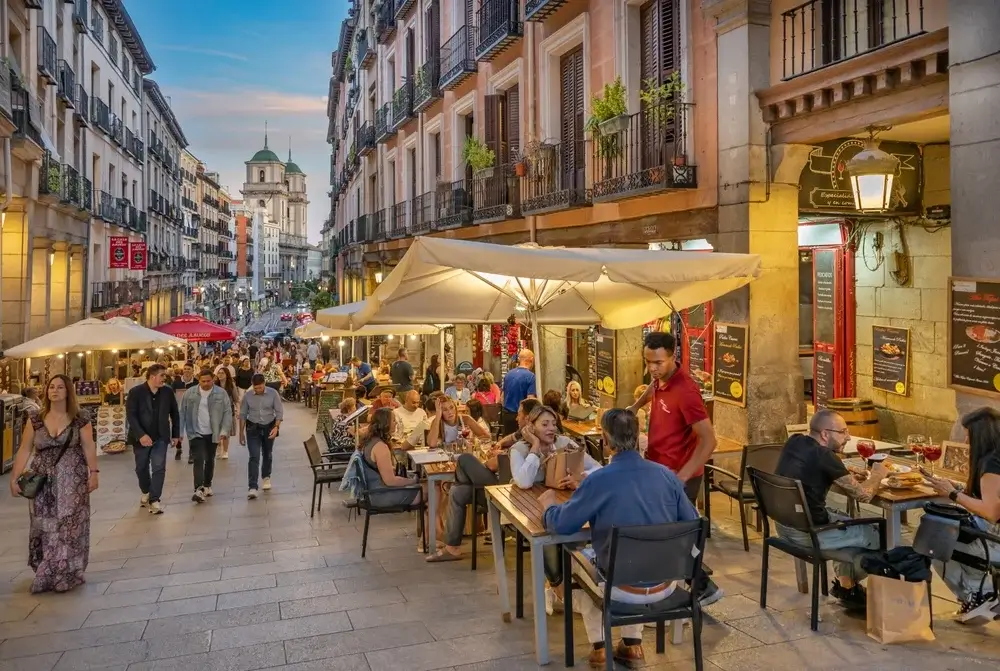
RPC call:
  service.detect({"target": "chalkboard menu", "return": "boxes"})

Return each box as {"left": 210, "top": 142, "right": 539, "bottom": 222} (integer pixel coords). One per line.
{"left": 712, "top": 323, "right": 748, "bottom": 407}
{"left": 315, "top": 388, "right": 346, "bottom": 434}
{"left": 688, "top": 336, "right": 711, "bottom": 394}
{"left": 586, "top": 328, "right": 600, "bottom": 406}
{"left": 814, "top": 250, "right": 836, "bottom": 344}
{"left": 949, "top": 277, "right": 1000, "bottom": 396}
{"left": 595, "top": 327, "right": 616, "bottom": 397}
{"left": 814, "top": 350, "right": 834, "bottom": 406}
{"left": 872, "top": 325, "right": 910, "bottom": 395}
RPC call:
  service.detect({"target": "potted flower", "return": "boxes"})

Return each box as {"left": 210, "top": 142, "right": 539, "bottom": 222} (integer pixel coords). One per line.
{"left": 586, "top": 76, "right": 629, "bottom": 137}
{"left": 462, "top": 137, "right": 495, "bottom": 178}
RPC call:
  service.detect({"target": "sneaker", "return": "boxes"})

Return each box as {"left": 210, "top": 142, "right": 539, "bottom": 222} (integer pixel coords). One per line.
{"left": 248, "top": 489, "right": 259, "bottom": 500}
{"left": 188, "top": 456, "right": 194, "bottom": 464}
{"left": 174, "top": 449, "right": 182, "bottom": 461}
{"left": 139, "top": 493, "right": 149, "bottom": 508}
{"left": 261, "top": 477, "right": 272, "bottom": 491}
{"left": 830, "top": 581, "right": 867, "bottom": 610}
{"left": 544, "top": 585, "right": 564, "bottom": 615}
{"left": 203, "top": 486, "right": 213, "bottom": 497}
{"left": 219, "top": 450, "right": 229, "bottom": 459}
{"left": 698, "top": 580, "right": 725, "bottom": 607}
{"left": 192, "top": 488, "right": 206, "bottom": 503}
{"left": 149, "top": 501, "right": 164, "bottom": 514}
{"left": 957, "top": 592, "right": 999, "bottom": 624}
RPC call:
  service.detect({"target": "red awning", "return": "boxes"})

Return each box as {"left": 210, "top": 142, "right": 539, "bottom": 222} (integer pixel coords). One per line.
{"left": 153, "top": 316, "right": 239, "bottom": 342}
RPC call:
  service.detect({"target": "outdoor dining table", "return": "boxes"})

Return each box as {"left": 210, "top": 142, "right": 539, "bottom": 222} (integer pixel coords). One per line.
{"left": 407, "top": 449, "right": 458, "bottom": 551}
{"left": 485, "top": 483, "right": 587, "bottom": 666}
{"left": 561, "top": 418, "right": 601, "bottom": 440}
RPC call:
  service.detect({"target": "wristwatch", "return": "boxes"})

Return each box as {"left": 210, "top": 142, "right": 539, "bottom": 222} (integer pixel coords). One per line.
{"left": 949, "top": 490, "right": 960, "bottom": 502}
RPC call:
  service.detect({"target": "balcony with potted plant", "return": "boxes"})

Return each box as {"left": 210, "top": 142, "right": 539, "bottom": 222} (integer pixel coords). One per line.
{"left": 390, "top": 79, "right": 414, "bottom": 130}
{"left": 519, "top": 137, "right": 591, "bottom": 215}
{"left": 435, "top": 178, "right": 473, "bottom": 229}
{"left": 413, "top": 56, "right": 441, "bottom": 113}
{"left": 467, "top": 138, "right": 521, "bottom": 224}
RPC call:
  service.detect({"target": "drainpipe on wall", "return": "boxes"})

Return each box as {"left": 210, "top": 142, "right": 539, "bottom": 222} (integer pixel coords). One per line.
{"left": 526, "top": 22, "right": 537, "bottom": 244}
{"left": 0, "top": 0, "right": 12, "bottom": 348}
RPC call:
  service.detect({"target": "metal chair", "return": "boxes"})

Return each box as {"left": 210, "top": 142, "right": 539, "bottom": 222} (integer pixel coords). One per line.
{"left": 747, "top": 467, "right": 887, "bottom": 631}
{"left": 703, "top": 443, "right": 783, "bottom": 551}
{"left": 563, "top": 519, "right": 710, "bottom": 670}
{"left": 302, "top": 437, "right": 344, "bottom": 518}
{"left": 482, "top": 403, "right": 502, "bottom": 438}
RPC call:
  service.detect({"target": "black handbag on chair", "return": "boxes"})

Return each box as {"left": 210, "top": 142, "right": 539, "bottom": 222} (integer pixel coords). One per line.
{"left": 914, "top": 502, "right": 976, "bottom": 561}
{"left": 16, "top": 430, "right": 74, "bottom": 500}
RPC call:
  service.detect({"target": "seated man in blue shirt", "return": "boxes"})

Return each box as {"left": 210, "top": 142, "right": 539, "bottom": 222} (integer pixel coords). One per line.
{"left": 539, "top": 409, "right": 699, "bottom": 669}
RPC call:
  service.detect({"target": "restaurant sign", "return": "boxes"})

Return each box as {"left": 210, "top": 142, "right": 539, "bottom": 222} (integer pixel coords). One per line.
{"left": 712, "top": 323, "right": 748, "bottom": 407}
{"left": 109, "top": 236, "right": 129, "bottom": 269}
{"left": 948, "top": 277, "right": 1000, "bottom": 396}
{"left": 129, "top": 241, "right": 147, "bottom": 270}
{"left": 798, "top": 138, "right": 922, "bottom": 214}
{"left": 872, "top": 325, "right": 910, "bottom": 396}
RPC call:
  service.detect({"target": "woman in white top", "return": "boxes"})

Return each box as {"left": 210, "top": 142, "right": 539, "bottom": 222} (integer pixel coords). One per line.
{"left": 510, "top": 405, "right": 601, "bottom": 489}
{"left": 427, "top": 396, "right": 490, "bottom": 447}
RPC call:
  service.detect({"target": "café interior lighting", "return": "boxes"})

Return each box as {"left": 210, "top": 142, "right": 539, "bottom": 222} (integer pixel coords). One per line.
{"left": 374, "top": 271, "right": 383, "bottom": 283}
{"left": 846, "top": 125, "right": 899, "bottom": 213}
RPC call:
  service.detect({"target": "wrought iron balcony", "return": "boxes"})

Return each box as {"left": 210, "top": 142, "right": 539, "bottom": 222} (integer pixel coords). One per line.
{"left": 435, "top": 179, "right": 473, "bottom": 229}
{"left": 372, "top": 208, "right": 387, "bottom": 240}
{"left": 0, "top": 62, "right": 10, "bottom": 120}
{"left": 73, "top": 0, "right": 88, "bottom": 33}
{"left": 111, "top": 114, "right": 124, "bottom": 145}
{"left": 73, "top": 84, "right": 89, "bottom": 126}
{"left": 37, "top": 26, "right": 57, "bottom": 83}
{"left": 375, "top": 102, "right": 395, "bottom": 143}
{"left": 81, "top": 176, "right": 93, "bottom": 212}
{"left": 781, "top": 0, "right": 925, "bottom": 80}
{"left": 91, "top": 7, "right": 104, "bottom": 42}
{"left": 97, "top": 190, "right": 119, "bottom": 224}
{"left": 24, "top": 0, "right": 42, "bottom": 9}
{"left": 410, "top": 193, "right": 433, "bottom": 234}
{"left": 90, "top": 279, "right": 150, "bottom": 312}
{"left": 90, "top": 96, "right": 110, "bottom": 133}
{"left": 413, "top": 57, "right": 441, "bottom": 113}
{"left": 355, "top": 214, "right": 371, "bottom": 245}
{"left": 439, "top": 25, "right": 477, "bottom": 90}
{"left": 472, "top": 162, "right": 521, "bottom": 224}
{"left": 39, "top": 152, "right": 63, "bottom": 198}
{"left": 61, "top": 166, "right": 86, "bottom": 209}
{"left": 390, "top": 79, "right": 414, "bottom": 130}
{"left": 476, "top": 0, "right": 523, "bottom": 62}
{"left": 375, "top": 1, "right": 397, "bottom": 44}
{"left": 56, "top": 61, "right": 75, "bottom": 108}
{"left": 525, "top": 0, "right": 569, "bottom": 21}
{"left": 591, "top": 101, "right": 697, "bottom": 203}
{"left": 357, "top": 28, "right": 376, "bottom": 68}
{"left": 520, "top": 141, "right": 592, "bottom": 215}
{"left": 357, "top": 121, "right": 376, "bottom": 157}
{"left": 394, "top": 0, "right": 416, "bottom": 20}
{"left": 391, "top": 201, "right": 409, "bottom": 238}
{"left": 11, "top": 86, "right": 44, "bottom": 152}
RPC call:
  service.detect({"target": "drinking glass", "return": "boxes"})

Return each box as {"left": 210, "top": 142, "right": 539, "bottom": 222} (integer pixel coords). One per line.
{"left": 856, "top": 439, "right": 876, "bottom": 466}
{"left": 922, "top": 443, "right": 943, "bottom": 475}
{"left": 907, "top": 434, "right": 928, "bottom": 465}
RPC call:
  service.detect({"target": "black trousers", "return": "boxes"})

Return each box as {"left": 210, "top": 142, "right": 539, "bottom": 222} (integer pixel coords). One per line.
{"left": 501, "top": 408, "right": 519, "bottom": 436}
{"left": 684, "top": 474, "right": 715, "bottom": 586}
{"left": 190, "top": 435, "right": 218, "bottom": 490}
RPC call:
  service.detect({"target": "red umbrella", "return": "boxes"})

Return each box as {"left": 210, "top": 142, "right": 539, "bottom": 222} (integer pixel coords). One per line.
{"left": 154, "top": 316, "right": 239, "bottom": 342}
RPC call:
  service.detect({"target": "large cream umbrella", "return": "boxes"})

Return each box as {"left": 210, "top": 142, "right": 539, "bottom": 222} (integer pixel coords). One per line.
{"left": 4, "top": 317, "right": 187, "bottom": 359}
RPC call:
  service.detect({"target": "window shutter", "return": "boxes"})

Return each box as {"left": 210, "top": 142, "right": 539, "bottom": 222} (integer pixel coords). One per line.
{"left": 658, "top": 0, "right": 680, "bottom": 82}
{"left": 465, "top": 0, "right": 474, "bottom": 28}
{"left": 560, "top": 47, "right": 585, "bottom": 188}
{"left": 640, "top": 0, "right": 658, "bottom": 85}
{"left": 426, "top": 0, "right": 441, "bottom": 60}
{"left": 505, "top": 84, "right": 520, "bottom": 157}
{"left": 483, "top": 93, "right": 504, "bottom": 165}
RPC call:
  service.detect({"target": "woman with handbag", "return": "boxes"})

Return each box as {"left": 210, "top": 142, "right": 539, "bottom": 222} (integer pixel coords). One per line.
{"left": 8, "top": 375, "right": 98, "bottom": 593}
{"left": 925, "top": 406, "right": 1000, "bottom": 623}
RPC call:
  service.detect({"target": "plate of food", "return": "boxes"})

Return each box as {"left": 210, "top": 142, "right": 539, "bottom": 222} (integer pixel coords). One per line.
{"left": 721, "top": 352, "right": 738, "bottom": 367}
{"left": 879, "top": 342, "right": 903, "bottom": 359}
{"left": 881, "top": 472, "right": 924, "bottom": 490}
{"left": 966, "top": 324, "right": 1000, "bottom": 344}
{"left": 885, "top": 463, "right": 912, "bottom": 474}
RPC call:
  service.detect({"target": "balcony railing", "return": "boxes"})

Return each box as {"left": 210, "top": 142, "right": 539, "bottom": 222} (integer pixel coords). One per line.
{"left": 476, "top": 0, "right": 523, "bottom": 62}
{"left": 11, "top": 86, "right": 43, "bottom": 150}
{"left": 394, "top": 0, "right": 417, "bottom": 20}
{"left": 390, "top": 79, "right": 414, "bottom": 129}
{"left": 73, "top": 0, "right": 88, "bottom": 33}
{"left": 90, "top": 279, "right": 150, "bottom": 312}
{"left": 472, "top": 162, "right": 521, "bottom": 224}
{"left": 357, "top": 28, "right": 376, "bottom": 68}
{"left": 0, "top": 62, "right": 11, "bottom": 120}
{"left": 81, "top": 176, "right": 93, "bottom": 212}
{"left": 56, "top": 60, "right": 75, "bottom": 108}
{"left": 520, "top": 141, "right": 592, "bottom": 215}
{"left": 356, "top": 214, "right": 370, "bottom": 245}
{"left": 357, "top": 121, "right": 376, "bottom": 157}
{"left": 781, "top": 0, "right": 925, "bottom": 79}
{"left": 73, "top": 84, "right": 89, "bottom": 126}
{"left": 391, "top": 201, "right": 409, "bottom": 238}
{"left": 37, "top": 27, "right": 57, "bottom": 83}
{"left": 525, "top": 0, "right": 568, "bottom": 21}
{"left": 111, "top": 114, "right": 124, "bottom": 145}
{"left": 375, "top": 102, "right": 395, "bottom": 142}
{"left": 413, "top": 57, "right": 441, "bottom": 112}
{"left": 591, "top": 101, "right": 697, "bottom": 203}
{"left": 90, "top": 96, "right": 110, "bottom": 133}
{"left": 97, "top": 190, "right": 118, "bottom": 224}
{"left": 61, "top": 165, "right": 86, "bottom": 209}
{"left": 39, "top": 152, "right": 62, "bottom": 198}
{"left": 375, "top": 0, "right": 397, "bottom": 44}
{"left": 372, "top": 208, "right": 387, "bottom": 240}
{"left": 439, "top": 24, "right": 477, "bottom": 90}
{"left": 410, "top": 193, "right": 433, "bottom": 234}
{"left": 436, "top": 179, "right": 473, "bottom": 229}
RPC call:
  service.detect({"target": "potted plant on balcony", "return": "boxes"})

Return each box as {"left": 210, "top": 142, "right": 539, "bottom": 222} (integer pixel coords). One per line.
{"left": 587, "top": 76, "right": 629, "bottom": 137}
{"left": 639, "top": 71, "right": 687, "bottom": 166}
{"left": 463, "top": 137, "right": 496, "bottom": 178}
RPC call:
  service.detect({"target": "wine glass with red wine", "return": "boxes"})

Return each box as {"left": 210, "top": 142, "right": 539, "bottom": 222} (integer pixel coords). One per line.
{"left": 922, "top": 443, "right": 943, "bottom": 475}
{"left": 857, "top": 439, "right": 876, "bottom": 466}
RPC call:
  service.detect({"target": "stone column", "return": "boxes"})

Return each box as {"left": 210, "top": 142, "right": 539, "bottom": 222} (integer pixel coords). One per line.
{"left": 49, "top": 246, "right": 69, "bottom": 331}
{"left": 611, "top": 327, "right": 645, "bottom": 410}
{"left": 703, "top": 0, "right": 806, "bottom": 444}
{"left": 1, "top": 211, "right": 30, "bottom": 349}
{"left": 68, "top": 246, "right": 85, "bottom": 324}
{"left": 538, "top": 326, "right": 567, "bottom": 398}
{"left": 949, "top": 0, "right": 1000, "bottom": 427}
{"left": 29, "top": 246, "right": 51, "bottom": 341}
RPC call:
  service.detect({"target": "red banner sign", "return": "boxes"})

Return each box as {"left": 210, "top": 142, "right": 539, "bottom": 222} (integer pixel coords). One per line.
{"left": 129, "top": 241, "right": 147, "bottom": 270}
{"left": 109, "top": 236, "right": 129, "bottom": 269}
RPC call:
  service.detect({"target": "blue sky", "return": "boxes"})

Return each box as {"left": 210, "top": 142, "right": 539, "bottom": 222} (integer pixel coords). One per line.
{"left": 124, "top": 0, "right": 347, "bottom": 243}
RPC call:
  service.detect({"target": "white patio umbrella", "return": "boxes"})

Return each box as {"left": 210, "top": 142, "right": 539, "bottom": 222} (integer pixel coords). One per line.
{"left": 342, "top": 237, "right": 762, "bottom": 391}
{"left": 4, "top": 317, "right": 187, "bottom": 359}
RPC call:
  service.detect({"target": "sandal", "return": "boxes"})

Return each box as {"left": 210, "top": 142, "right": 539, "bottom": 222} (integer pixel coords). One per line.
{"left": 425, "top": 549, "right": 463, "bottom": 563}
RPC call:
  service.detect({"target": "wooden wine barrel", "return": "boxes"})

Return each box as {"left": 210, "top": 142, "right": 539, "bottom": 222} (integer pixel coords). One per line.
{"left": 826, "top": 397, "right": 881, "bottom": 439}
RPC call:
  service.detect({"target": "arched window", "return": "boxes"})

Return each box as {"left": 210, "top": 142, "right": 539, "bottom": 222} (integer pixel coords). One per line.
{"left": 258, "top": 169, "right": 265, "bottom": 182}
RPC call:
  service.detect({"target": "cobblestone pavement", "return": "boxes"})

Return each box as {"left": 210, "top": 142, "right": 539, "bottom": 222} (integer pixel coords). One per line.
{"left": 1, "top": 401, "right": 999, "bottom": 670}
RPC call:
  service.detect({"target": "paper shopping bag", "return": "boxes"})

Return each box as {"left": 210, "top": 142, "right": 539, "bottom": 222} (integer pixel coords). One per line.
{"left": 866, "top": 575, "right": 935, "bottom": 644}
{"left": 544, "top": 449, "right": 585, "bottom": 489}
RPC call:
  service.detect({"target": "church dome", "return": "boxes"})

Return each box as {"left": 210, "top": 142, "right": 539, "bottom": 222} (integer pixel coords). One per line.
{"left": 248, "top": 127, "right": 283, "bottom": 164}
{"left": 285, "top": 148, "right": 304, "bottom": 175}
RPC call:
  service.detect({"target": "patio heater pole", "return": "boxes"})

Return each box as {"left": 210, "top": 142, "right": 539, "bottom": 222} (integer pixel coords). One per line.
{"left": 531, "top": 316, "right": 543, "bottom": 397}
{"left": 439, "top": 329, "right": 445, "bottom": 388}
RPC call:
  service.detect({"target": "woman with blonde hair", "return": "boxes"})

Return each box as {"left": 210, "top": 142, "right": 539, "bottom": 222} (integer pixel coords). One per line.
{"left": 9, "top": 375, "right": 98, "bottom": 593}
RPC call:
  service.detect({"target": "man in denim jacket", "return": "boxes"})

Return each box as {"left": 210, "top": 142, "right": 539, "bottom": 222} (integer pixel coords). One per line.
{"left": 180, "top": 369, "right": 233, "bottom": 503}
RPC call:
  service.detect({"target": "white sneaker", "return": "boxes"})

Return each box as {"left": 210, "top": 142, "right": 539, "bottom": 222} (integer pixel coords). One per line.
{"left": 192, "top": 488, "right": 206, "bottom": 503}
{"left": 140, "top": 493, "right": 149, "bottom": 508}
{"left": 219, "top": 451, "right": 229, "bottom": 459}
{"left": 248, "top": 489, "right": 259, "bottom": 500}
{"left": 544, "top": 585, "right": 561, "bottom": 616}
{"left": 957, "top": 593, "right": 999, "bottom": 624}
{"left": 261, "top": 477, "right": 272, "bottom": 491}
{"left": 203, "top": 486, "right": 213, "bottom": 497}
{"left": 149, "top": 501, "right": 164, "bottom": 514}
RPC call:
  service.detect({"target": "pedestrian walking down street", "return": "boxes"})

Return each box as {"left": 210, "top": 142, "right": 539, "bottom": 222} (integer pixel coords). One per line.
{"left": 180, "top": 369, "right": 233, "bottom": 503}
{"left": 240, "top": 373, "right": 284, "bottom": 499}
{"left": 171, "top": 364, "right": 198, "bottom": 463}
{"left": 125, "top": 364, "right": 181, "bottom": 514}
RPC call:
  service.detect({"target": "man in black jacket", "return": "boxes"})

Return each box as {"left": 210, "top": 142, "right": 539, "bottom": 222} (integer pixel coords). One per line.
{"left": 126, "top": 363, "right": 181, "bottom": 514}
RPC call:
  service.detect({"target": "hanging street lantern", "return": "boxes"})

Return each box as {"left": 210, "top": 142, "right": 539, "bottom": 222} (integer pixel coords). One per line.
{"left": 846, "top": 125, "right": 899, "bottom": 213}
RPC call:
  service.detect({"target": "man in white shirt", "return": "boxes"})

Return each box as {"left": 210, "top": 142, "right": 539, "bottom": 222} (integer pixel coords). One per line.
{"left": 180, "top": 370, "right": 233, "bottom": 503}
{"left": 393, "top": 390, "right": 426, "bottom": 442}
{"left": 306, "top": 341, "right": 320, "bottom": 368}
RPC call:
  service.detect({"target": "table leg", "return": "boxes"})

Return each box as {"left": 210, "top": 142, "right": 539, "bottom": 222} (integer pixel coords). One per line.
{"left": 887, "top": 508, "right": 902, "bottom": 549}
{"left": 427, "top": 476, "right": 439, "bottom": 552}
{"left": 562, "top": 545, "right": 574, "bottom": 667}
{"left": 793, "top": 559, "right": 809, "bottom": 594}
{"left": 529, "top": 540, "right": 551, "bottom": 666}
{"left": 487, "top": 500, "right": 511, "bottom": 623}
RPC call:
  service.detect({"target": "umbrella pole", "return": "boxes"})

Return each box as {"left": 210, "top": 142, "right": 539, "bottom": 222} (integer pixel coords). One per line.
{"left": 531, "top": 316, "right": 543, "bottom": 396}
{"left": 439, "top": 330, "right": 445, "bottom": 388}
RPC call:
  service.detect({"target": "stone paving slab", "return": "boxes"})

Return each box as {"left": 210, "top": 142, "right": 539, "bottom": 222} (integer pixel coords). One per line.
{"left": 0, "top": 400, "right": 998, "bottom": 670}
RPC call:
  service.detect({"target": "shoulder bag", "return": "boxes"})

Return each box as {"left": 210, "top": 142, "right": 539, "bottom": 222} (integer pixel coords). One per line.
{"left": 17, "top": 427, "right": 75, "bottom": 499}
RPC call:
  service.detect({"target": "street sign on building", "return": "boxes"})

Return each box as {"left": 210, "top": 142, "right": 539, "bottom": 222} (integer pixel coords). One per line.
{"left": 129, "top": 241, "right": 147, "bottom": 270}
{"left": 109, "top": 236, "right": 129, "bottom": 269}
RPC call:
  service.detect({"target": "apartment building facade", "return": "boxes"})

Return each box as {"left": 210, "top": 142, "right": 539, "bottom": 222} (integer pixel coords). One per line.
{"left": 179, "top": 148, "right": 200, "bottom": 313}
{"left": 142, "top": 78, "right": 186, "bottom": 326}
{"left": 326, "top": 0, "right": 1000, "bottom": 446}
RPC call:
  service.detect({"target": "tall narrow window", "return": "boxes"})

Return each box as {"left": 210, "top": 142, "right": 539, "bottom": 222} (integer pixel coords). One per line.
{"left": 559, "top": 47, "right": 585, "bottom": 189}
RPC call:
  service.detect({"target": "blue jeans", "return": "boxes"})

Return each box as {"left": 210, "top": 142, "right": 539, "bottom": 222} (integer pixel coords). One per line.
{"left": 134, "top": 439, "right": 169, "bottom": 502}
{"left": 245, "top": 421, "right": 274, "bottom": 490}
{"left": 778, "top": 509, "right": 881, "bottom": 581}
{"left": 933, "top": 515, "right": 1000, "bottom": 601}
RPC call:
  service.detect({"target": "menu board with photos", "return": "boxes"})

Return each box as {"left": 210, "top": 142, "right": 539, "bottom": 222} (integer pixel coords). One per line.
{"left": 595, "top": 326, "right": 616, "bottom": 397}
{"left": 949, "top": 277, "right": 1000, "bottom": 396}
{"left": 813, "top": 250, "right": 837, "bottom": 344}
{"left": 94, "top": 405, "right": 127, "bottom": 453}
{"left": 711, "top": 323, "right": 748, "bottom": 407}
{"left": 872, "top": 325, "right": 910, "bottom": 395}
{"left": 814, "top": 350, "right": 835, "bottom": 407}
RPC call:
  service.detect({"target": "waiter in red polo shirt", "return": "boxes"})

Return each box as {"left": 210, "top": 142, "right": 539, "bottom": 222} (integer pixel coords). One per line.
{"left": 629, "top": 330, "right": 723, "bottom": 605}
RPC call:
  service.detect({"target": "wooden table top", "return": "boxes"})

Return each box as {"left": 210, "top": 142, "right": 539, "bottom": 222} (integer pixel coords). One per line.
{"left": 562, "top": 419, "right": 601, "bottom": 438}
{"left": 485, "top": 484, "right": 575, "bottom": 537}
{"left": 840, "top": 456, "right": 948, "bottom": 503}
{"left": 424, "top": 461, "right": 457, "bottom": 476}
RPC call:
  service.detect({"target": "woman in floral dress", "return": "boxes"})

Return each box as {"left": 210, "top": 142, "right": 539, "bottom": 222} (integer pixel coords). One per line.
{"left": 9, "top": 374, "right": 99, "bottom": 593}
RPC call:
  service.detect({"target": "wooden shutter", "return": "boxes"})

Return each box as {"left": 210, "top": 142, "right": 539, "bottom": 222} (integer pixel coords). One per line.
{"left": 426, "top": 0, "right": 441, "bottom": 60}
{"left": 405, "top": 28, "right": 415, "bottom": 78}
{"left": 658, "top": 0, "right": 679, "bottom": 82}
{"left": 640, "top": 0, "right": 658, "bottom": 85}
{"left": 559, "top": 47, "right": 585, "bottom": 189}
{"left": 505, "top": 84, "right": 520, "bottom": 157}
{"left": 483, "top": 93, "right": 504, "bottom": 164}
{"left": 465, "top": 0, "right": 474, "bottom": 28}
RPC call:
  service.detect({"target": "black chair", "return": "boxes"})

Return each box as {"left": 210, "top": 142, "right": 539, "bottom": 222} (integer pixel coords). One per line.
{"left": 703, "top": 443, "right": 783, "bottom": 551}
{"left": 302, "top": 437, "right": 344, "bottom": 518}
{"left": 345, "top": 449, "right": 427, "bottom": 558}
{"left": 482, "top": 403, "right": 502, "bottom": 438}
{"left": 563, "top": 519, "right": 710, "bottom": 670}
{"left": 747, "top": 467, "right": 887, "bottom": 631}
